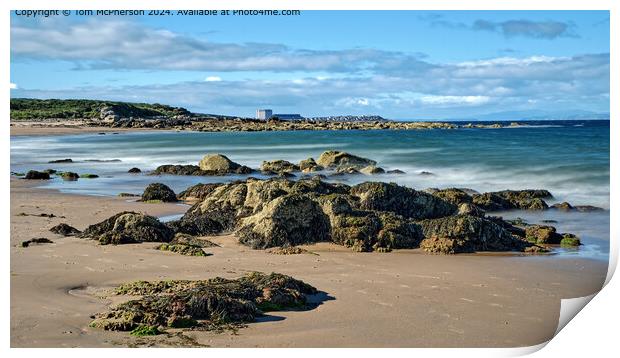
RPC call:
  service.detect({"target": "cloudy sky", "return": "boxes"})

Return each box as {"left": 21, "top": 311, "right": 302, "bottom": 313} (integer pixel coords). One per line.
{"left": 10, "top": 10, "right": 609, "bottom": 119}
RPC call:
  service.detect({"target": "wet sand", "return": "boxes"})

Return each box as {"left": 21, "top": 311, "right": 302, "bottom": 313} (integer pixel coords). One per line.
{"left": 10, "top": 179, "right": 608, "bottom": 348}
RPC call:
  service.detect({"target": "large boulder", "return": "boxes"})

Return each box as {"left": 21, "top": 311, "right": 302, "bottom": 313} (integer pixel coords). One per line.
{"left": 236, "top": 194, "right": 330, "bottom": 249}
{"left": 418, "top": 215, "right": 530, "bottom": 254}
{"left": 317, "top": 151, "right": 376, "bottom": 170}
{"left": 351, "top": 182, "right": 456, "bottom": 220}
{"left": 199, "top": 154, "right": 251, "bottom": 174}
{"left": 141, "top": 183, "right": 177, "bottom": 202}
{"left": 80, "top": 211, "right": 174, "bottom": 245}
{"left": 260, "top": 160, "right": 299, "bottom": 173}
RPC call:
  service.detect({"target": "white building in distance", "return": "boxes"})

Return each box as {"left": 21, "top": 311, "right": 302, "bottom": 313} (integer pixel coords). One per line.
{"left": 256, "top": 109, "right": 273, "bottom": 120}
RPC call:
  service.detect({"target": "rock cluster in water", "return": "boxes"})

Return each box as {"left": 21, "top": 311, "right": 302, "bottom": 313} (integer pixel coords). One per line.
{"left": 152, "top": 151, "right": 403, "bottom": 177}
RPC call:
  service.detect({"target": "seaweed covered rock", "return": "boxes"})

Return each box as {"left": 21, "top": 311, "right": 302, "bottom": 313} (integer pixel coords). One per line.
{"left": 176, "top": 181, "right": 250, "bottom": 235}
{"left": 418, "top": 215, "right": 530, "bottom": 254}
{"left": 141, "top": 183, "right": 177, "bottom": 202}
{"left": 80, "top": 211, "right": 174, "bottom": 245}
{"left": 351, "top": 182, "right": 456, "bottom": 220}
{"left": 156, "top": 231, "right": 218, "bottom": 257}
{"left": 261, "top": 160, "right": 299, "bottom": 174}
{"left": 177, "top": 183, "right": 223, "bottom": 201}
{"left": 170, "top": 233, "right": 219, "bottom": 248}
{"left": 524, "top": 225, "right": 563, "bottom": 245}
{"left": 550, "top": 202, "right": 605, "bottom": 213}
{"left": 49, "top": 223, "right": 81, "bottom": 236}
{"left": 236, "top": 194, "right": 331, "bottom": 249}
{"left": 24, "top": 170, "right": 50, "bottom": 180}
{"left": 560, "top": 233, "right": 582, "bottom": 247}
{"left": 429, "top": 188, "right": 473, "bottom": 206}
{"left": 317, "top": 151, "right": 376, "bottom": 170}
{"left": 471, "top": 193, "right": 512, "bottom": 211}
{"left": 61, "top": 172, "right": 80, "bottom": 181}
{"left": 473, "top": 189, "right": 551, "bottom": 211}
{"left": 156, "top": 243, "right": 210, "bottom": 257}
{"left": 317, "top": 194, "right": 422, "bottom": 252}
{"left": 90, "top": 272, "right": 318, "bottom": 332}
{"left": 152, "top": 164, "right": 205, "bottom": 176}
{"left": 198, "top": 154, "right": 252, "bottom": 174}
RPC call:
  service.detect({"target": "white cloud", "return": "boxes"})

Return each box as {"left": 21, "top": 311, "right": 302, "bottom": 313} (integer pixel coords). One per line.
{"left": 10, "top": 82, "right": 17, "bottom": 89}
{"left": 421, "top": 95, "right": 490, "bottom": 105}
{"left": 11, "top": 18, "right": 425, "bottom": 73}
{"left": 204, "top": 76, "right": 222, "bottom": 82}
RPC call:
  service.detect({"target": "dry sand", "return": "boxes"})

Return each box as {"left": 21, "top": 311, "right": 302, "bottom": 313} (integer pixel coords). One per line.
{"left": 10, "top": 179, "right": 608, "bottom": 348}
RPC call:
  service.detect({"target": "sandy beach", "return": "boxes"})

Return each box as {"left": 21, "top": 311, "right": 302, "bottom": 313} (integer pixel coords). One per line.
{"left": 10, "top": 178, "right": 608, "bottom": 348}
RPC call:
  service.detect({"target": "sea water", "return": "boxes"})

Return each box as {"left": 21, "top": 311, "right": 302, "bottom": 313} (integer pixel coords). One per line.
{"left": 11, "top": 120, "right": 610, "bottom": 260}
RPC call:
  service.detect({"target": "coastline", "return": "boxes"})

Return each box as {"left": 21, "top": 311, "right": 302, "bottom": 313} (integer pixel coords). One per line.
{"left": 10, "top": 179, "right": 608, "bottom": 347}
{"left": 9, "top": 118, "right": 527, "bottom": 137}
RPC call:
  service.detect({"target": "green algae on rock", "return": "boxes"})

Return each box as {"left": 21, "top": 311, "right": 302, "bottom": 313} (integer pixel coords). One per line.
{"left": 141, "top": 183, "right": 178, "bottom": 203}
{"left": 80, "top": 211, "right": 174, "bottom": 245}
{"left": 90, "top": 272, "right": 319, "bottom": 334}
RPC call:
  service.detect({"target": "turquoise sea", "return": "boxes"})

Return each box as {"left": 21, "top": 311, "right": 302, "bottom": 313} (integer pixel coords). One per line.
{"left": 11, "top": 120, "right": 610, "bottom": 260}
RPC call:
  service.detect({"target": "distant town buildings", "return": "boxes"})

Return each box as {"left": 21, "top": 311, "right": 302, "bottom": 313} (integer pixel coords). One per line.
{"left": 256, "top": 109, "right": 303, "bottom": 120}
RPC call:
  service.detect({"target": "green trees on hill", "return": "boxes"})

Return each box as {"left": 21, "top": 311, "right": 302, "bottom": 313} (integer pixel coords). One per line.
{"left": 10, "top": 98, "right": 191, "bottom": 120}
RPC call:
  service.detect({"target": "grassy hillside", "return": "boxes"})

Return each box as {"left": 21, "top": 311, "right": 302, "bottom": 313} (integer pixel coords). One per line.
{"left": 10, "top": 98, "right": 192, "bottom": 120}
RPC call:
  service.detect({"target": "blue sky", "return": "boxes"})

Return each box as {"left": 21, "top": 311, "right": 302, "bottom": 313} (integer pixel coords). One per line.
{"left": 10, "top": 10, "right": 610, "bottom": 119}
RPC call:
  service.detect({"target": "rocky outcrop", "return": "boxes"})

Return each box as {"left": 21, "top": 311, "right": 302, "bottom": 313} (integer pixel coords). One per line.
{"left": 128, "top": 167, "right": 141, "bottom": 173}
{"left": 80, "top": 211, "right": 174, "bottom": 245}
{"left": 153, "top": 156, "right": 252, "bottom": 176}
{"left": 236, "top": 194, "right": 331, "bottom": 249}
{"left": 76, "top": 176, "right": 580, "bottom": 254}
{"left": 24, "top": 170, "right": 50, "bottom": 180}
{"left": 317, "top": 151, "right": 376, "bottom": 170}
{"left": 141, "top": 183, "right": 177, "bottom": 202}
